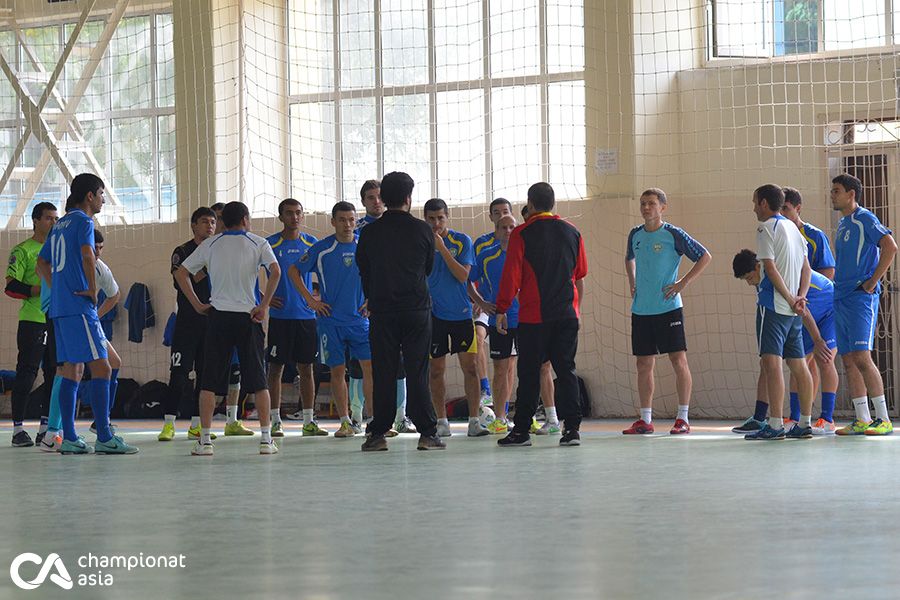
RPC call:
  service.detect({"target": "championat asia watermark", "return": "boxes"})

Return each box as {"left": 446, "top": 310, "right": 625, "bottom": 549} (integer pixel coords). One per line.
{"left": 10, "top": 552, "right": 187, "bottom": 590}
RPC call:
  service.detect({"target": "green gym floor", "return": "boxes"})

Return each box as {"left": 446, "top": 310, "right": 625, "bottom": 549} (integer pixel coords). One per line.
{"left": 1, "top": 419, "right": 899, "bottom": 599}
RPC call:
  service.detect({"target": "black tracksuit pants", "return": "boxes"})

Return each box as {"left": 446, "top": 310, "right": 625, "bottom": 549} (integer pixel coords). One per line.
{"left": 12, "top": 320, "right": 54, "bottom": 423}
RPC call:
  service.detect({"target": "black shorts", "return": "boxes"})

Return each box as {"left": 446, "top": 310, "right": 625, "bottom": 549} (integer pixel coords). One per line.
{"left": 170, "top": 316, "right": 206, "bottom": 375}
{"left": 430, "top": 317, "right": 476, "bottom": 358}
{"left": 266, "top": 318, "right": 317, "bottom": 365}
{"left": 16, "top": 320, "right": 49, "bottom": 371}
{"left": 44, "top": 315, "right": 59, "bottom": 367}
{"left": 489, "top": 326, "right": 518, "bottom": 360}
{"left": 631, "top": 308, "right": 687, "bottom": 356}
{"left": 201, "top": 310, "right": 267, "bottom": 395}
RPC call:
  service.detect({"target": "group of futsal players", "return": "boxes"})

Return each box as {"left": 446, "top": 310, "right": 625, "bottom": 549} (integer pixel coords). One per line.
{"left": 7, "top": 169, "right": 893, "bottom": 453}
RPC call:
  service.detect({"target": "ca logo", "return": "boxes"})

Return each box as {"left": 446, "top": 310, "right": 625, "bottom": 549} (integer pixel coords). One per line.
{"left": 10, "top": 553, "right": 73, "bottom": 590}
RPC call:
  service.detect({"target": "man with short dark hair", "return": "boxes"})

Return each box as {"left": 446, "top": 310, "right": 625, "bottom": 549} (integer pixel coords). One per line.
{"left": 496, "top": 182, "right": 588, "bottom": 447}
{"left": 357, "top": 180, "right": 384, "bottom": 229}
{"left": 265, "top": 198, "right": 322, "bottom": 437}
{"left": 830, "top": 173, "right": 898, "bottom": 436}
{"left": 356, "top": 171, "right": 443, "bottom": 451}
{"left": 6, "top": 202, "right": 57, "bottom": 447}
{"left": 158, "top": 207, "right": 217, "bottom": 442}
{"left": 176, "top": 201, "right": 281, "bottom": 456}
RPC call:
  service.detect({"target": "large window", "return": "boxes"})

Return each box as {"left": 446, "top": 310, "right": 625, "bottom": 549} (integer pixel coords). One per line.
{"left": 0, "top": 11, "right": 175, "bottom": 229}
{"left": 288, "top": 0, "right": 585, "bottom": 211}
{"left": 713, "top": 0, "right": 900, "bottom": 58}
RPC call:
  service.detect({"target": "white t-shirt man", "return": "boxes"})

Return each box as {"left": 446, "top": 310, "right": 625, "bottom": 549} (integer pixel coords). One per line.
{"left": 756, "top": 215, "right": 806, "bottom": 316}
{"left": 95, "top": 258, "right": 119, "bottom": 298}
{"left": 180, "top": 230, "right": 277, "bottom": 313}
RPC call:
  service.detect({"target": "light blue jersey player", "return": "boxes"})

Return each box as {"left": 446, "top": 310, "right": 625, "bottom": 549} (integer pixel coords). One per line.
{"left": 35, "top": 174, "right": 136, "bottom": 454}
{"left": 830, "top": 174, "right": 898, "bottom": 436}
{"left": 290, "top": 201, "right": 371, "bottom": 438}
{"left": 781, "top": 187, "right": 836, "bottom": 279}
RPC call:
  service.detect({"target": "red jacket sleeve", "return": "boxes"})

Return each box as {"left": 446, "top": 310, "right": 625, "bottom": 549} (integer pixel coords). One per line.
{"left": 496, "top": 228, "right": 523, "bottom": 314}
{"left": 574, "top": 233, "right": 587, "bottom": 280}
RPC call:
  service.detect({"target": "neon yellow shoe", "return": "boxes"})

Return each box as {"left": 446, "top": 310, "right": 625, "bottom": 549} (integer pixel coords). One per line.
{"left": 302, "top": 421, "right": 329, "bottom": 437}
{"left": 158, "top": 422, "right": 175, "bottom": 441}
{"left": 187, "top": 425, "right": 217, "bottom": 440}
{"left": 529, "top": 418, "right": 540, "bottom": 434}
{"left": 864, "top": 418, "right": 893, "bottom": 436}
{"left": 271, "top": 421, "right": 284, "bottom": 438}
{"left": 334, "top": 421, "right": 355, "bottom": 438}
{"left": 223, "top": 421, "right": 254, "bottom": 436}
{"left": 835, "top": 419, "right": 871, "bottom": 436}
{"left": 487, "top": 418, "right": 508, "bottom": 434}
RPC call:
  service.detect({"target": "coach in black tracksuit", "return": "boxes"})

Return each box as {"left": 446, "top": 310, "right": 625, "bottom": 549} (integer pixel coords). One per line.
{"left": 356, "top": 171, "right": 442, "bottom": 451}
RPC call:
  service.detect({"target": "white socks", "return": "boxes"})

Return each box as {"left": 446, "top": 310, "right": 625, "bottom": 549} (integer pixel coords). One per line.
{"left": 200, "top": 428, "right": 211, "bottom": 444}
{"left": 340, "top": 415, "right": 351, "bottom": 424}
{"left": 677, "top": 405, "right": 689, "bottom": 423}
{"left": 190, "top": 416, "right": 200, "bottom": 429}
{"left": 799, "top": 414, "right": 811, "bottom": 428}
{"left": 164, "top": 414, "right": 176, "bottom": 425}
{"left": 272, "top": 411, "right": 282, "bottom": 424}
{"left": 872, "top": 395, "right": 889, "bottom": 421}
{"left": 302, "top": 408, "right": 313, "bottom": 425}
{"left": 546, "top": 406, "right": 559, "bottom": 425}
{"left": 640, "top": 408, "right": 652, "bottom": 423}
{"left": 226, "top": 405, "right": 238, "bottom": 424}
{"left": 261, "top": 430, "right": 272, "bottom": 443}
{"left": 852, "top": 396, "right": 872, "bottom": 423}
{"left": 437, "top": 417, "right": 449, "bottom": 427}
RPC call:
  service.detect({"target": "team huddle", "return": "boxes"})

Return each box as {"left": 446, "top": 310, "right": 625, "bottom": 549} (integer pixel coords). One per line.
{"left": 5, "top": 169, "right": 891, "bottom": 454}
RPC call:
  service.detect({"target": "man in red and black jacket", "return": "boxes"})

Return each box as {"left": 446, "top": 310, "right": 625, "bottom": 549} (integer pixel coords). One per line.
{"left": 495, "top": 182, "right": 587, "bottom": 447}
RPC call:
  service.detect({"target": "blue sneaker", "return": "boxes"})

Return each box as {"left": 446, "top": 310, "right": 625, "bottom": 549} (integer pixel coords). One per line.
{"left": 732, "top": 416, "right": 766, "bottom": 434}
{"left": 785, "top": 423, "right": 813, "bottom": 439}
{"left": 744, "top": 424, "right": 785, "bottom": 440}
{"left": 95, "top": 435, "right": 139, "bottom": 455}
{"left": 60, "top": 438, "right": 94, "bottom": 454}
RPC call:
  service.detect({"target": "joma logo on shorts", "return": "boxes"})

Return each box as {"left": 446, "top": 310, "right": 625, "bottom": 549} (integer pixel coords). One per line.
{"left": 670, "top": 321, "right": 682, "bottom": 327}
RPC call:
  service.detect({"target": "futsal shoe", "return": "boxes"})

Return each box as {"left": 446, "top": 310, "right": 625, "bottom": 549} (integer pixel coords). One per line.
{"left": 361, "top": 434, "right": 388, "bottom": 452}
{"left": 497, "top": 430, "right": 532, "bottom": 447}
{"left": 417, "top": 434, "right": 447, "bottom": 450}
{"left": 622, "top": 419, "right": 654, "bottom": 435}
{"left": 480, "top": 392, "right": 493, "bottom": 408}
{"left": 301, "top": 421, "right": 329, "bottom": 436}
{"left": 335, "top": 421, "right": 356, "bottom": 438}
{"left": 864, "top": 418, "right": 893, "bottom": 436}
{"left": 536, "top": 421, "right": 561, "bottom": 435}
{"left": 89, "top": 422, "right": 117, "bottom": 435}
{"left": 559, "top": 429, "right": 581, "bottom": 446}
{"left": 732, "top": 417, "right": 766, "bottom": 434}
{"left": 784, "top": 423, "right": 812, "bottom": 439}
{"left": 224, "top": 421, "right": 255, "bottom": 436}
{"left": 259, "top": 440, "right": 279, "bottom": 455}
{"left": 384, "top": 428, "right": 400, "bottom": 438}
{"left": 744, "top": 424, "right": 785, "bottom": 440}
{"left": 95, "top": 435, "right": 140, "bottom": 454}
{"left": 669, "top": 419, "right": 691, "bottom": 435}
{"left": 60, "top": 438, "right": 93, "bottom": 454}
{"left": 187, "top": 425, "right": 217, "bottom": 440}
{"left": 811, "top": 418, "right": 836, "bottom": 436}
{"left": 782, "top": 418, "right": 798, "bottom": 430}
{"left": 487, "top": 418, "right": 509, "bottom": 434}
{"left": 468, "top": 421, "right": 490, "bottom": 437}
{"left": 158, "top": 422, "right": 175, "bottom": 441}
{"left": 350, "top": 419, "right": 363, "bottom": 435}
{"left": 284, "top": 410, "right": 303, "bottom": 421}
{"left": 35, "top": 431, "right": 47, "bottom": 446}
{"left": 11, "top": 431, "right": 34, "bottom": 447}
{"left": 436, "top": 421, "right": 452, "bottom": 437}
{"left": 39, "top": 433, "right": 62, "bottom": 452}
{"left": 191, "top": 442, "right": 214, "bottom": 456}
{"left": 835, "top": 419, "right": 871, "bottom": 436}
{"left": 395, "top": 417, "right": 417, "bottom": 434}
{"left": 271, "top": 421, "right": 284, "bottom": 438}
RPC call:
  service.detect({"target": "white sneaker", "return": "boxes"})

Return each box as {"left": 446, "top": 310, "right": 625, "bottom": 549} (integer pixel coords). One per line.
{"left": 536, "top": 421, "right": 562, "bottom": 435}
{"left": 39, "top": 433, "right": 63, "bottom": 453}
{"left": 284, "top": 410, "right": 304, "bottom": 421}
{"left": 394, "top": 417, "right": 417, "bottom": 434}
{"left": 480, "top": 393, "right": 493, "bottom": 408}
{"left": 191, "top": 442, "right": 214, "bottom": 456}
{"left": 245, "top": 409, "right": 259, "bottom": 421}
{"left": 436, "top": 421, "right": 452, "bottom": 437}
{"left": 811, "top": 418, "right": 836, "bottom": 436}
{"left": 259, "top": 440, "right": 278, "bottom": 455}
{"left": 467, "top": 420, "right": 490, "bottom": 437}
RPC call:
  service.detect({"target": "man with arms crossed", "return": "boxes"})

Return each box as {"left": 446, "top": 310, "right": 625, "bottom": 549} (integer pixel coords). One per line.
{"left": 176, "top": 201, "right": 280, "bottom": 456}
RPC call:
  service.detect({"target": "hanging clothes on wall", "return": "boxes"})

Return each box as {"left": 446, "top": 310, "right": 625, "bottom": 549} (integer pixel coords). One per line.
{"left": 124, "top": 282, "right": 155, "bottom": 343}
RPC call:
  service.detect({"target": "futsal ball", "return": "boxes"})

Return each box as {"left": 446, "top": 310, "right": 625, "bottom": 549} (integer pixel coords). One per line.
{"left": 478, "top": 405, "right": 495, "bottom": 427}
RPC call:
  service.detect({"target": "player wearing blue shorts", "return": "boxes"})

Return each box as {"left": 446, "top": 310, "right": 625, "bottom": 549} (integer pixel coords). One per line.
{"left": 424, "top": 198, "right": 489, "bottom": 438}
{"left": 291, "top": 201, "right": 373, "bottom": 439}
{"left": 265, "top": 199, "right": 322, "bottom": 437}
{"left": 778, "top": 187, "right": 839, "bottom": 434}
{"left": 35, "top": 174, "right": 137, "bottom": 454}
{"left": 468, "top": 215, "right": 519, "bottom": 434}
{"left": 830, "top": 174, "right": 898, "bottom": 436}
{"left": 743, "top": 184, "right": 814, "bottom": 440}
{"left": 471, "top": 198, "right": 513, "bottom": 408}
{"left": 624, "top": 188, "right": 711, "bottom": 436}
{"left": 734, "top": 250, "right": 838, "bottom": 435}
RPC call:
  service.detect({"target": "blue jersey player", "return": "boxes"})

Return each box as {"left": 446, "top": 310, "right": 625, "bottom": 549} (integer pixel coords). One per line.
{"left": 291, "top": 201, "right": 372, "bottom": 439}
{"left": 830, "top": 173, "right": 898, "bottom": 436}
{"left": 35, "top": 174, "right": 137, "bottom": 455}
{"left": 624, "top": 188, "right": 711, "bottom": 436}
